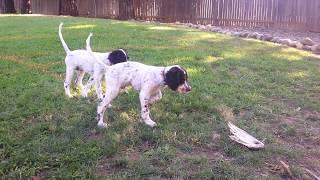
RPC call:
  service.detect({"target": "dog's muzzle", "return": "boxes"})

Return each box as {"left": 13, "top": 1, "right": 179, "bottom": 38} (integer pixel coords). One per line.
{"left": 177, "top": 82, "right": 191, "bottom": 94}
{"left": 184, "top": 83, "right": 191, "bottom": 94}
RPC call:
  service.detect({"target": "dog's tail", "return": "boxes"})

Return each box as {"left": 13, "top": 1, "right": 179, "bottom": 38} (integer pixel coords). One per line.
{"left": 86, "top": 33, "right": 108, "bottom": 69}
{"left": 58, "top": 22, "right": 71, "bottom": 54}
{"left": 86, "top": 32, "right": 93, "bottom": 52}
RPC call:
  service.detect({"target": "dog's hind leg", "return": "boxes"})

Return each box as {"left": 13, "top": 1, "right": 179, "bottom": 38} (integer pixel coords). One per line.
{"left": 64, "top": 67, "right": 73, "bottom": 98}
{"left": 75, "top": 70, "right": 85, "bottom": 91}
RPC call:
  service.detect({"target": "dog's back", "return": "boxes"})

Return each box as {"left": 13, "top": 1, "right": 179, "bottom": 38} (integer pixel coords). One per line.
{"left": 105, "top": 61, "right": 163, "bottom": 90}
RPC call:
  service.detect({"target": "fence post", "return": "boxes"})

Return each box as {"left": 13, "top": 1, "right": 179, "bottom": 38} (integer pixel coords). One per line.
{"left": 4, "top": 0, "right": 16, "bottom": 13}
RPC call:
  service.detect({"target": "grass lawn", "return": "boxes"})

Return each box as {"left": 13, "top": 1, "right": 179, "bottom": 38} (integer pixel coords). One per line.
{"left": 1, "top": 15, "right": 320, "bottom": 179}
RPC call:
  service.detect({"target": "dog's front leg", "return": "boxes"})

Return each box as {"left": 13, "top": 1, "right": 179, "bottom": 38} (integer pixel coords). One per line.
{"left": 139, "top": 91, "right": 157, "bottom": 127}
{"left": 75, "top": 70, "right": 85, "bottom": 91}
{"left": 149, "top": 90, "right": 162, "bottom": 105}
{"left": 97, "top": 88, "right": 120, "bottom": 128}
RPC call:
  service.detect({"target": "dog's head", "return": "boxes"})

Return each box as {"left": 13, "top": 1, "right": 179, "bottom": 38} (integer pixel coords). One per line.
{"left": 165, "top": 66, "right": 191, "bottom": 94}
{"left": 108, "top": 48, "right": 129, "bottom": 65}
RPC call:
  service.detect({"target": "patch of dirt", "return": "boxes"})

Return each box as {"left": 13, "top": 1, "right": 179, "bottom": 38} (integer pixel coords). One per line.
{"left": 86, "top": 129, "right": 104, "bottom": 141}
{"left": 263, "top": 157, "right": 320, "bottom": 179}
{"left": 95, "top": 139, "right": 226, "bottom": 177}
{"left": 95, "top": 158, "right": 126, "bottom": 177}
{"left": 215, "top": 104, "right": 235, "bottom": 121}
{"left": 263, "top": 159, "right": 296, "bottom": 179}
{"left": 30, "top": 169, "right": 49, "bottom": 180}
{"left": 95, "top": 151, "right": 138, "bottom": 177}
{"left": 176, "top": 131, "right": 225, "bottom": 162}
{"left": 95, "top": 141, "right": 152, "bottom": 177}
{"left": 176, "top": 144, "right": 224, "bottom": 162}
{"left": 215, "top": 104, "right": 254, "bottom": 122}
{"left": 204, "top": 99, "right": 320, "bottom": 178}
{"left": 266, "top": 97, "right": 320, "bottom": 178}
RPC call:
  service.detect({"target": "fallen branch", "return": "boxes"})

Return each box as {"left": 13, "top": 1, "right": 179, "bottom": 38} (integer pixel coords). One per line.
{"left": 280, "top": 161, "right": 293, "bottom": 177}
{"left": 228, "top": 122, "right": 264, "bottom": 149}
{"left": 305, "top": 168, "right": 320, "bottom": 180}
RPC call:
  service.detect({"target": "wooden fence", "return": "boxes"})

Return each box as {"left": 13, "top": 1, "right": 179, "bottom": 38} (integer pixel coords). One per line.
{"left": 1, "top": 0, "right": 319, "bottom": 32}
{"left": 130, "top": 0, "right": 320, "bottom": 32}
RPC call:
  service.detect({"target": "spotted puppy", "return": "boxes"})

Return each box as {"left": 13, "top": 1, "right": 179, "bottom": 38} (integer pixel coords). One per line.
{"left": 58, "top": 23, "right": 128, "bottom": 99}
{"left": 87, "top": 48, "right": 191, "bottom": 128}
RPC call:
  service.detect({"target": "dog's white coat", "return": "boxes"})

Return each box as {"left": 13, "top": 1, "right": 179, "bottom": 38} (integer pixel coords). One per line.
{"left": 59, "top": 23, "right": 117, "bottom": 100}
{"left": 86, "top": 45, "right": 191, "bottom": 128}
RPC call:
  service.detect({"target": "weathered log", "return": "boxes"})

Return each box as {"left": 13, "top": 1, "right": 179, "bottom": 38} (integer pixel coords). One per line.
{"left": 228, "top": 122, "right": 264, "bottom": 149}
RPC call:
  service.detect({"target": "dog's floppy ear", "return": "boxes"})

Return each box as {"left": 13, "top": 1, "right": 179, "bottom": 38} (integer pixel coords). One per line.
{"left": 108, "top": 49, "right": 128, "bottom": 65}
{"left": 120, "top": 48, "right": 129, "bottom": 60}
{"left": 120, "top": 48, "right": 128, "bottom": 54}
{"left": 165, "top": 66, "right": 187, "bottom": 91}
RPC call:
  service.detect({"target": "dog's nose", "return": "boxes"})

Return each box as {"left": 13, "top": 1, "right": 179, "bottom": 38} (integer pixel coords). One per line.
{"left": 186, "top": 86, "right": 191, "bottom": 92}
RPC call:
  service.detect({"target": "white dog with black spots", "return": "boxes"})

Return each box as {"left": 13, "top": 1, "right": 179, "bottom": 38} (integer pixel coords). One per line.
{"left": 86, "top": 36, "right": 192, "bottom": 128}
{"left": 58, "top": 23, "right": 129, "bottom": 100}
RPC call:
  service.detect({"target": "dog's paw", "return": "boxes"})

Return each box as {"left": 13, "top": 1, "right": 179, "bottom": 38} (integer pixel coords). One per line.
{"left": 108, "top": 104, "right": 112, "bottom": 108}
{"left": 97, "top": 121, "right": 108, "bottom": 128}
{"left": 81, "top": 92, "right": 88, "bottom": 97}
{"left": 98, "top": 95, "right": 105, "bottom": 101}
{"left": 144, "top": 119, "right": 157, "bottom": 127}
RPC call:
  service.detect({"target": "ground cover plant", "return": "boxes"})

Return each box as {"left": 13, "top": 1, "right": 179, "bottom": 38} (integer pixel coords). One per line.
{"left": 0, "top": 15, "right": 320, "bottom": 179}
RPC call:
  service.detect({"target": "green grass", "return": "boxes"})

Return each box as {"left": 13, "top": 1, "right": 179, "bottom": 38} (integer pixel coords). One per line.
{"left": 1, "top": 15, "right": 320, "bottom": 179}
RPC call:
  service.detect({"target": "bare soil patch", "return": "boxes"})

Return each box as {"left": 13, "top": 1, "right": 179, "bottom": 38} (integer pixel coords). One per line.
{"left": 267, "top": 97, "right": 320, "bottom": 178}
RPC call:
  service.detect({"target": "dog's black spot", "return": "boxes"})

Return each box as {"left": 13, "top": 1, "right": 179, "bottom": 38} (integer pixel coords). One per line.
{"left": 124, "top": 64, "right": 130, "bottom": 67}
{"left": 108, "top": 49, "right": 129, "bottom": 65}
{"left": 64, "top": 82, "right": 69, "bottom": 88}
{"left": 75, "top": 66, "right": 83, "bottom": 71}
{"left": 165, "top": 66, "right": 188, "bottom": 91}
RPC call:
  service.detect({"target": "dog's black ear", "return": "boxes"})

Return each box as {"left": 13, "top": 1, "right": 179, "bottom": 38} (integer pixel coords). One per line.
{"left": 165, "top": 67, "right": 187, "bottom": 91}
{"left": 180, "top": 66, "right": 188, "bottom": 81}
{"left": 120, "top": 48, "right": 128, "bottom": 54}
{"left": 108, "top": 49, "right": 128, "bottom": 65}
{"left": 120, "top": 48, "right": 129, "bottom": 59}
